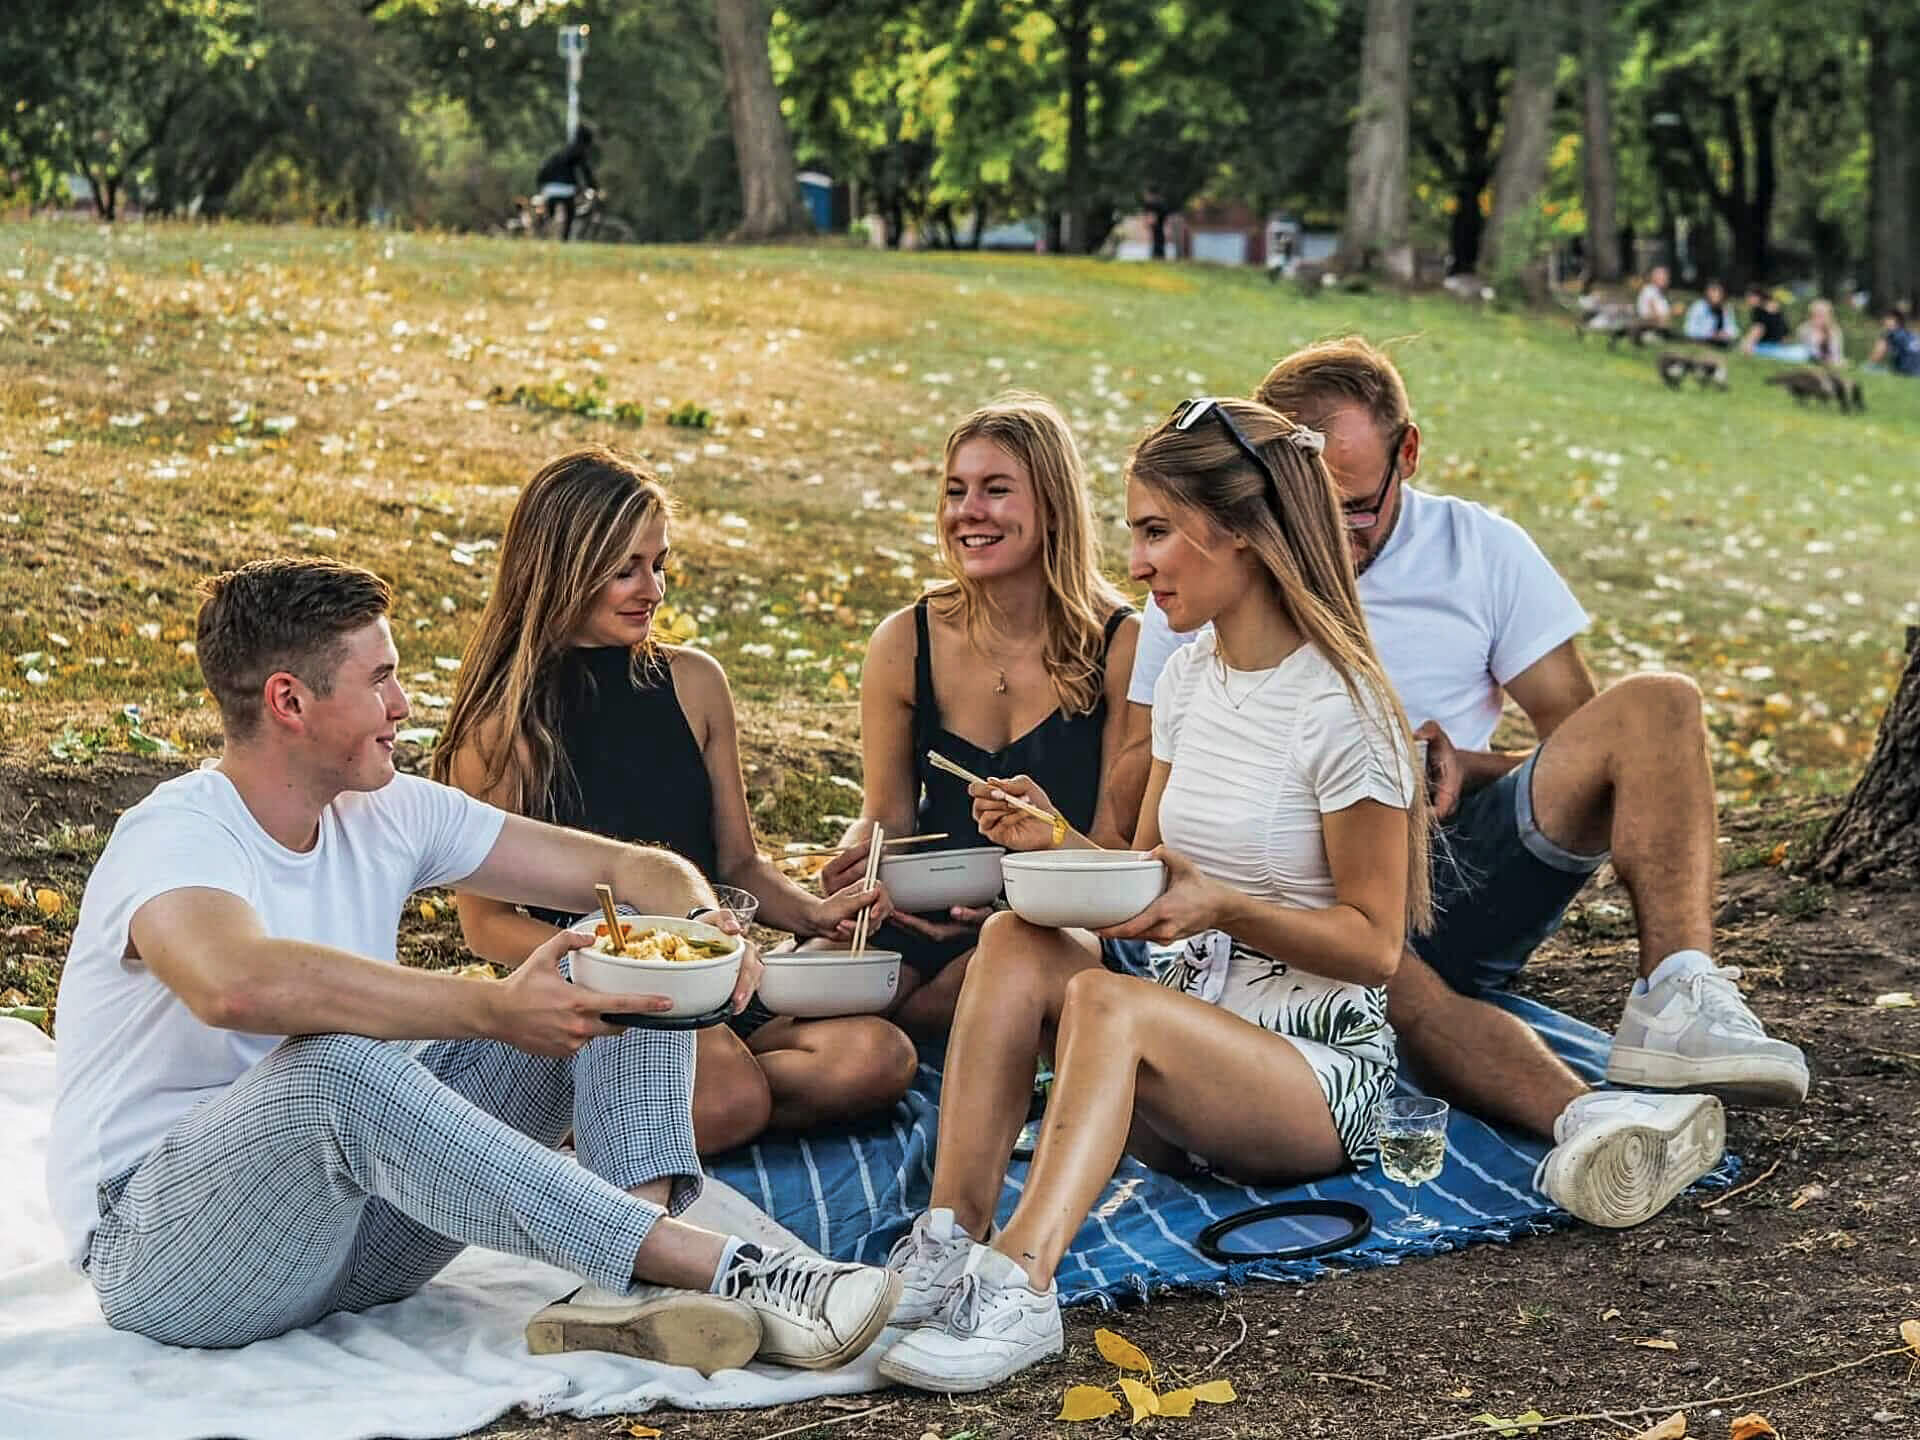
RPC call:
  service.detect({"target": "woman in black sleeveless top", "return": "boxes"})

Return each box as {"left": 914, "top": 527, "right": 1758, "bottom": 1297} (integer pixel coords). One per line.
{"left": 436, "top": 448, "right": 917, "bottom": 1156}
{"left": 818, "top": 394, "right": 1142, "bottom": 1030}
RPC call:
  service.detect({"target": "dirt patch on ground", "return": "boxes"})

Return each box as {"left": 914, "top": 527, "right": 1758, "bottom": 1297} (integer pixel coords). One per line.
{"left": 3, "top": 771, "right": 1914, "bottom": 1439}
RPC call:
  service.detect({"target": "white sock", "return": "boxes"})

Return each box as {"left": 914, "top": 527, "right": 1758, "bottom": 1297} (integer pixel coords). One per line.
{"left": 1635, "top": 948, "right": 1714, "bottom": 996}
{"left": 708, "top": 1237, "right": 762, "bottom": 1294}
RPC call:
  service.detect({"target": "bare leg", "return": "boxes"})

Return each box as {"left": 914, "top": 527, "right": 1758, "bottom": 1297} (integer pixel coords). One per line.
{"left": 628, "top": 1178, "right": 726, "bottom": 1288}
{"left": 1387, "top": 950, "right": 1584, "bottom": 1139}
{"left": 692, "top": 1025, "right": 773, "bottom": 1156}
{"left": 994, "top": 970, "right": 1346, "bottom": 1289}
{"left": 928, "top": 914, "right": 1106, "bottom": 1240}
{"left": 1529, "top": 673, "right": 1717, "bottom": 976}
{"left": 891, "top": 949, "right": 974, "bottom": 1034}
{"left": 745, "top": 1015, "right": 918, "bottom": 1131}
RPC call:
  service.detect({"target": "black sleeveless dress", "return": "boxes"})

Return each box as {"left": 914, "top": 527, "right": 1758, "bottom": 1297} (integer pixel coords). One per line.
{"left": 872, "top": 595, "right": 1132, "bottom": 977}
{"left": 528, "top": 645, "right": 716, "bottom": 929}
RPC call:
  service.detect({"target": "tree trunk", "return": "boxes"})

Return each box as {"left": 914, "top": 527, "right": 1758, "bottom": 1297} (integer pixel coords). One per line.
{"left": 1150, "top": 206, "right": 1169, "bottom": 260}
{"left": 1815, "top": 628, "right": 1920, "bottom": 887}
{"left": 1866, "top": 15, "right": 1913, "bottom": 309}
{"left": 1062, "top": 0, "right": 1092, "bottom": 254}
{"left": 1338, "top": 0, "right": 1414, "bottom": 281}
{"left": 1483, "top": 0, "right": 1562, "bottom": 288}
{"left": 712, "top": 0, "right": 812, "bottom": 241}
{"left": 1579, "top": 0, "right": 1621, "bottom": 281}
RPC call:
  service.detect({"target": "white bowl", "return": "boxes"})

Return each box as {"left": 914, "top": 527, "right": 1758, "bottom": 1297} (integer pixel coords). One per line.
{"left": 879, "top": 845, "right": 1004, "bottom": 912}
{"left": 568, "top": 913, "right": 743, "bottom": 1017}
{"left": 1000, "top": 851, "right": 1167, "bottom": 929}
{"left": 757, "top": 948, "right": 902, "bottom": 1018}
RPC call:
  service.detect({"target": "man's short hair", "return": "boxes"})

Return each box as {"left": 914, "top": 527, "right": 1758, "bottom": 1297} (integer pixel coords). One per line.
{"left": 1254, "top": 336, "right": 1412, "bottom": 444}
{"left": 196, "top": 558, "right": 392, "bottom": 739}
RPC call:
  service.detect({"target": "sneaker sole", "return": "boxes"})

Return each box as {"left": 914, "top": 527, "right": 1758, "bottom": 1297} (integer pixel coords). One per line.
{"left": 877, "top": 1328, "right": 1064, "bottom": 1393}
{"left": 757, "top": 1270, "right": 904, "bottom": 1371}
{"left": 1544, "top": 1094, "right": 1726, "bottom": 1228}
{"left": 1605, "top": 1045, "right": 1809, "bottom": 1106}
{"left": 525, "top": 1293, "right": 761, "bottom": 1375}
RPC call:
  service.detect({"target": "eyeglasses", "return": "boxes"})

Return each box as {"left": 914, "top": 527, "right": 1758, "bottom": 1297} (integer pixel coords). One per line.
{"left": 1340, "top": 424, "right": 1407, "bottom": 532}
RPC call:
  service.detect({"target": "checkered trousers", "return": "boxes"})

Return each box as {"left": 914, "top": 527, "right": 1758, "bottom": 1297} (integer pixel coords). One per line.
{"left": 85, "top": 1020, "right": 700, "bottom": 1348}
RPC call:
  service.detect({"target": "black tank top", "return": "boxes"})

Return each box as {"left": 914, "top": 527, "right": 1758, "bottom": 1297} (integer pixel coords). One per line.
{"left": 910, "top": 594, "right": 1131, "bottom": 850}
{"left": 528, "top": 645, "right": 715, "bottom": 927}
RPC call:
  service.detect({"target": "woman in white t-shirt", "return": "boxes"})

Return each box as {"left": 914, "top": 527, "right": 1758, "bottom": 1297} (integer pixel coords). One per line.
{"left": 876, "top": 397, "right": 1432, "bottom": 1395}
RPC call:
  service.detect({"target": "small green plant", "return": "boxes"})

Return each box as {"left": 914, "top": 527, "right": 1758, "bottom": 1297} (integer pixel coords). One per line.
{"left": 46, "top": 705, "right": 177, "bottom": 764}
{"left": 1780, "top": 881, "right": 1832, "bottom": 920}
{"left": 491, "top": 375, "right": 644, "bottom": 425}
{"left": 666, "top": 401, "right": 714, "bottom": 429}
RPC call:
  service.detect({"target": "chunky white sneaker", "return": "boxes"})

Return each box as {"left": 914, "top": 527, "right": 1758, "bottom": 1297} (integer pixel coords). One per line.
{"left": 1534, "top": 1091, "right": 1726, "bottom": 1228}
{"left": 722, "top": 1249, "right": 901, "bottom": 1370}
{"left": 877, "top": 1246, "right": 1063, "bottom": 1393}
{"left": 886, "top": 1208, "right": 982, "bottom": 1328}
{"left": 1606, "top": 964, "right": 1809, "bottom": 1105}
{"left": 524, "top": 1283, "right": 761, "bottom": 1375}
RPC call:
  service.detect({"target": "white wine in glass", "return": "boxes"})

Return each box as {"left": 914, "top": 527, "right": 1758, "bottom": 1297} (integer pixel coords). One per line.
{"left": 1376, "top": 1095, "right": 1449, "bottom": 1236}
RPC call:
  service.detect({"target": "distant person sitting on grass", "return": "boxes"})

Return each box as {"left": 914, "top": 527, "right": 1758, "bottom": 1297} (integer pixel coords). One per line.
{"left": 1105, "top": 338, "right": 1810, "bottom": 1230}
{"left": 1799, "top": 298, "right": 1846, "bottom": 367}
{"left": 1635, "top": 265, "right": 1674, "bottom": 330}
{"left": 535, "top": 125, "right": 598, "bottom": 241}
{"left": 46, "top": 557, "right": 898, "bottom": 1371}
{"left": 1867, "top": 305, "right": 1920, "bottom": 376}
{"left": 1682, "top": 280, "right": 1740, "bottom": 348}
{"left": 435, "top": 448, "right": 916, "bottom": 1157}
{"left": 1741, "top": 285, "right": 1807, "bottom": 361}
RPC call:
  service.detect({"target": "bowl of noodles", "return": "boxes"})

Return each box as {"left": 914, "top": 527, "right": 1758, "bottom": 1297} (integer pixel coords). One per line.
{"left": 569, "top": 913, "right": 744, "bottom": 1017}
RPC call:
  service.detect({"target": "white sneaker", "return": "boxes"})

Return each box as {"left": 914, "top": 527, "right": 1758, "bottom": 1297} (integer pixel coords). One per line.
{"left": 524, "top": 1283, "right": 761, "bottom": 1375}
{"left": 1607, "top": 963, "right": 1809, "bottom": 1105}
{"left": 877, "top": 1246, "right": 1063, "bottom": 1393}
{"left": 1534, "top": 1091, "right": 1726, "bottom": 1228}
{"left": 721, "top": 1248, "right": 901, "bottom": 1370}
{"left": 886, "top": 1208, "right": 981, "bottom": 1327}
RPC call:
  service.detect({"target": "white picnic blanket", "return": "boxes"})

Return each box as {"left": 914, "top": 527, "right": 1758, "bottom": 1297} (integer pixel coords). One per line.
{"left": 0, "top": 1018, "right": 886, "bottom": 1440}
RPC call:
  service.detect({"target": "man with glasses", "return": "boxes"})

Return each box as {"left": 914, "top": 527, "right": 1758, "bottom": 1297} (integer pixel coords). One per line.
{"left": 1109, "top": 336, "right": 1807, "bottom": 1230}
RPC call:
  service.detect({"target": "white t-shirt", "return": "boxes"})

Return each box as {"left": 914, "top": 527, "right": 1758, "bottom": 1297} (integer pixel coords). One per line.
{"left": 47, "top": 766, "right": 506, "bottom": 1267}
{"left": 1152, "top": 634, "right": 1412, "bottom": 1043}
{"left": 1128, "top": 486, "right": 1588, "bottom": 752}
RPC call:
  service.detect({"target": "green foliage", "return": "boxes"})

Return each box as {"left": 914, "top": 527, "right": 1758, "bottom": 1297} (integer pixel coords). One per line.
{"left": 666, "top": 401, "right": 714, "bottom": 429}
{"left": 492, "top": 374, "right": 644, "bottom": 425}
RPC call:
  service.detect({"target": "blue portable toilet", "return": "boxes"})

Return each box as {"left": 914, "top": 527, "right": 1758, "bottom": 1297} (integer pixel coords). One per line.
{"left": 797, "top": 171, "right": 831, "bottom": 231}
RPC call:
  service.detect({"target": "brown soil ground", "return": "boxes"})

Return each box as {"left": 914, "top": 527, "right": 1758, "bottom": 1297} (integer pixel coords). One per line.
{"left": 3, "top": 765, "right": 1915, "bottom": 1440}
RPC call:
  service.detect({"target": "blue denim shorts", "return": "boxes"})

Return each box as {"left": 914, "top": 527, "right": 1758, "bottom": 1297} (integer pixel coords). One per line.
{"left": 1411, "top": 747, "right": 1607, "bottom": 996}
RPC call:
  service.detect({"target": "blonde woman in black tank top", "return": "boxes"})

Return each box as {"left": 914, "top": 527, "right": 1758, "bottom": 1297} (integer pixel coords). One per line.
{"left": 437, "top": 449, "right": 918, "bottom": 1155}
{"left": 817, "top": 394, "right": 1141, "bottom": 1032}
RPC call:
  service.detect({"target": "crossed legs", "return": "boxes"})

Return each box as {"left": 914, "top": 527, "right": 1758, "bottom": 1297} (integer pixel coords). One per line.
{"left": 693, "top": 1016, "right": 918, "bottom": 1155}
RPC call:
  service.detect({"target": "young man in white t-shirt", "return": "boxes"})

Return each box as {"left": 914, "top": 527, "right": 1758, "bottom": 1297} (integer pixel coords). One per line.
{"left": 1110, "top": 338, "right": 1808, "bottom": 1229}
{"left": 48, "top": 558, "right": 898, "bottom": 1369}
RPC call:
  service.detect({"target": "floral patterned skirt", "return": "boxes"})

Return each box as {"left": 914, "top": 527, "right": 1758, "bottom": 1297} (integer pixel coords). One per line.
{"left": 1157, "top": 930, "right": 1398, "bottom": 1164}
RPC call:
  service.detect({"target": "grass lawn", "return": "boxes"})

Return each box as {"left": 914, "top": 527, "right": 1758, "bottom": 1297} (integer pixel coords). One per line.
{"left": 2, "top": 224, "right": 1917, "bottom": 1438}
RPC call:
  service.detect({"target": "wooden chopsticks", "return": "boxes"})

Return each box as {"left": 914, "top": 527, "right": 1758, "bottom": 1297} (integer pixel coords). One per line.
{"left": 850, "top": 824, "right": 885, "bottom": 957}
{"left": 925, "top": 749, "right": 1068, "bottom": 845}
{"left": 775, "top": 832, "right": 949, "bottom": 864}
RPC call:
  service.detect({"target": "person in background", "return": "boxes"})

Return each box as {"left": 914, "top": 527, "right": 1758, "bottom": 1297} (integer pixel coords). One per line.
{"left": 1799, "top": 299, "right": 1846, "bottom": 367}
{"left": 817, "top": 393, "right": 1141, "bottom": 1033}
{"left": 437, "top": 448, "right": 916, "bottom": 1156}
{"left": 1867, "top": 305, "right": 1920, "bottom": 376}
{"left": 535, "top": 125, "right": 598, "bottom": 241}
{"left": 1108, "top": 337, "right": 1809, "bottom": 1231}
{"left": 1742, "top": 286, "right": 1807, "bottom": 361}
{"left": 878, "top": 398, "right": 1428, "bottom": 1393}
{"left": 1635, "top": 264, "right": 1674, "bottom": 330}
{"left": 1682, "top": 280, "right": 1740, "bottom": 348}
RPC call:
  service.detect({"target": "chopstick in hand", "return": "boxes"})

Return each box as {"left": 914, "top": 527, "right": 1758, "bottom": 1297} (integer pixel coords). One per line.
{"left": 925, "top": 749, "right": 1068, "bottom": 845}
{"left": 850, "top": 824, "right": 885, "bottom": 957}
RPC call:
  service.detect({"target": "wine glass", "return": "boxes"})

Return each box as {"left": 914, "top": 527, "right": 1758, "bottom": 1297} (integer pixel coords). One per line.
{"left": 1376, "top": 1094, "right": 1450, "bottom": 1237}
{"left": 709, "top": 885, "right": 760, "bottom": 930}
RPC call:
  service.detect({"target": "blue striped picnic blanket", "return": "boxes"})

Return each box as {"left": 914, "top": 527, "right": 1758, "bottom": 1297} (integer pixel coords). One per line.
{"left": 708, "top": 991, "right": 1737, "bottom": 1307}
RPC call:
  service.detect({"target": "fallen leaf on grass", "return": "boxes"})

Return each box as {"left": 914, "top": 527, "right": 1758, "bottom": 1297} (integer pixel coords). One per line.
{"left": 626, "top": 1425, "right": 661, "bottom": 1438}
{"left": 1469, "top": 1409, "right": 1546, "bottom": 1435}
{"left": 4, "top": 924, "right": 45, "bottom": 942}
{"left": 1117, "top": 1376, "right": 1159, "bottom": 1422}
{"left": 1634, "top": 1338, "right": 1680, "bottom": 1350}
{"left": 1875, "top": 991, "right": 1917, "bottom": 1008}
{"left": 1901, "top": 1318, "right": 1920, "bottom": 1355}
{"left": 1094, "top": 1327, "right": 1153, "bottom": 1374}
{"left": 1156, "top": 1379, "right": 1236, "bottom": 1417}
{"left": 1729, "top": 1415, "right": 1778, "bottom": 1440}
{"left": 35, "top": 888, "right": 63, "bottom": 917}
{"left": 1627, "top": 1413, "right": 1686, "bottom": 1440}
{"left": 1056, "top": 1385, "right": 1120, "bottom": 1421}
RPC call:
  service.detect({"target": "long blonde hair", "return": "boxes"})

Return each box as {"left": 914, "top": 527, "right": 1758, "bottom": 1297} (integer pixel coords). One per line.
{"left": 431, "top": 446, "right": 673, "bottom": 817}
{"left": 929, "top": 392, "right": 1128, "bottom": 716}
{"left": 1129, "top": 399, "right": 1433, "bottom": 932}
